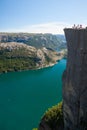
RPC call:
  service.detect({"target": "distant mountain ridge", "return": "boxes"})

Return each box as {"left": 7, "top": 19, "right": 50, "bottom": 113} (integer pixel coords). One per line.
{"left": 0, "top": 33, "right": 66, "bottom": 51}
{"left": 0, "top": 33, "right": 67, "bottom": 73}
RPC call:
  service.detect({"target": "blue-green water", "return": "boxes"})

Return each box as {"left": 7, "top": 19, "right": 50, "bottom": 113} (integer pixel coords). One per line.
{"left": 0, "top": 59, "right": 66, "bottom": 130}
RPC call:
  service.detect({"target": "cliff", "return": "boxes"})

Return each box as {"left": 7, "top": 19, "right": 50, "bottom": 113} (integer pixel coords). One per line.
{"left": 63, "top": 28, "right": 87, "bottom": 130}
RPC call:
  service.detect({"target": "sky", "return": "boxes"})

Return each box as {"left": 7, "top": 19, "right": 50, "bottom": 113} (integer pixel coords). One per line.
{"left": 0, "top": 0, "right": 87, "bottom": 34}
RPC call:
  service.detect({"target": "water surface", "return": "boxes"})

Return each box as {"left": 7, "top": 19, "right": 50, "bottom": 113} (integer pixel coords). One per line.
{"left": 0, "top": 59, "right": 66, "bottom": 130}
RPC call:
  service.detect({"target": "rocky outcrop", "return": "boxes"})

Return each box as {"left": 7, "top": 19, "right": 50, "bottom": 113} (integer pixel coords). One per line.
{"left": 0, "top": 42, "right": 36, "bottom": 53}
{"left": 38, "top": 118, "right": 63, "bottom": 130}
{"left": 38, "top": 102, "right": 63, "bottom": 130}
{"left": 38, "top": 118, "right": 51, "bottom": 130}
{"left": 63, "top": 28, "right": 87, "bottom": 130}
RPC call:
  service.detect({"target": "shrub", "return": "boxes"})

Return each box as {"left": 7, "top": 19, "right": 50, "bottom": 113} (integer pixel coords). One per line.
{"left": 43, "top": 102, "right": 63, "bottom": 128}
{"left": 32, "top": 128, "right": 38, "bottom": 130}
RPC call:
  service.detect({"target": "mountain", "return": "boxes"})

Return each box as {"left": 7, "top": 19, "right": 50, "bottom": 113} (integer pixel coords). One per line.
{"left": 0, "top": 33, "right": 66, "bottom": 51}
{"left": 0, "top": 33, "right": 67, "bottom": 73}
{"left": 0, "top": 42, "right": 64, "bottom": 73}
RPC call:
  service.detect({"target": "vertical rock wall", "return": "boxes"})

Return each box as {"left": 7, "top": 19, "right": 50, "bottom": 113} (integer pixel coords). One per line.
{"left": 63, "top": 28, "right": 87, "bottom": 130}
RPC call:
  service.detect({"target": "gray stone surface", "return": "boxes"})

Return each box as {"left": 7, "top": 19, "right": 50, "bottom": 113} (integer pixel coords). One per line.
{"left": 63, "top": 28, "right": 87, "bottom": 130}
{"left": 38, "top": 117, "right": 64, "bottom": 130}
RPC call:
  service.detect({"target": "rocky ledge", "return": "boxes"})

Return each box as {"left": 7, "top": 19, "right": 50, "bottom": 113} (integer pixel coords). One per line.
{"left": 63, "top": 28, "right": 87, "bottom": 130}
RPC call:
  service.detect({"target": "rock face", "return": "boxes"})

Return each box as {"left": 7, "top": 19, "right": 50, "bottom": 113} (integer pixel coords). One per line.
{"left": 63, "top": 28, "right": 87, "bottom": 130}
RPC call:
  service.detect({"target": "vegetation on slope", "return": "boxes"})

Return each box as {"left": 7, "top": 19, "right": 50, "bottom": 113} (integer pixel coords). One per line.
{"left": 32, "top": 128, "right": 38, "bottom": 130}
{"left": 43, "top": 102, "right": 63, "bottom": 129}
{"left": 0, "top": 33, "right": 67, "bottom": 73}
{"left": 33, "top": 102, "right": 63, "bottom": 130}
{"left": 0, "top": 43, "right": 37, "bottom": 72}
{"left": 0, "top": 42, "right": 63, "bottom": 73}
{"left": 0, "top": 33, "right": 66, "bottom": 50}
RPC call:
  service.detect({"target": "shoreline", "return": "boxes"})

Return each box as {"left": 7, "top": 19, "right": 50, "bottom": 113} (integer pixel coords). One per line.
{"left": 0, "top": 54, "right": 66, "bottom": 74}
{"left": 36, "top": 62, "right": 57, "bottom": 70}
{"left": 0, "top": 59, "right": 62, "bottom": 74}
{"left": 0, "top": 62, "right": 57, "bottom": 74}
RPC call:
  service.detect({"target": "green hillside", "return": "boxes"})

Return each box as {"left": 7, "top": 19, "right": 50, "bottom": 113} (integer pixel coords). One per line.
{"left": 0, "top": 42, "right": 65, "bottom": 73}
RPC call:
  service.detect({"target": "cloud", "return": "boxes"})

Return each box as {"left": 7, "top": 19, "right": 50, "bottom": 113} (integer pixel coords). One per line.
{"left": 2, "top": 22, "right": 72, "bottom": 34}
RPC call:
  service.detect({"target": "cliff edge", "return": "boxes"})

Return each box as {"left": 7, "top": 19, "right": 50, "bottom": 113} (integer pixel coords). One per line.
{"left": 63, "top": 28, "right": 87, "bottom": 130}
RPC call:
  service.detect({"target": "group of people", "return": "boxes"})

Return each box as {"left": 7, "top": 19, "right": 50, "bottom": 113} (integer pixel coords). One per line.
{"left": 72, "top": 24, "right": 83, "bottom": 29}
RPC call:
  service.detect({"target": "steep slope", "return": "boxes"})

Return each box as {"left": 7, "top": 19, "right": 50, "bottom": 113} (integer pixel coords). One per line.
{"left": 38, "top": 102, "right": 63, "bottom": 130}
{"left": 63, "top": 28, "right": 87, "bottom": 130}
{"left": 0, "top": 42, "right": 63, "bottom": 73}
{"left": 38, "top": 28, "right": 87, "bottom": 130}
